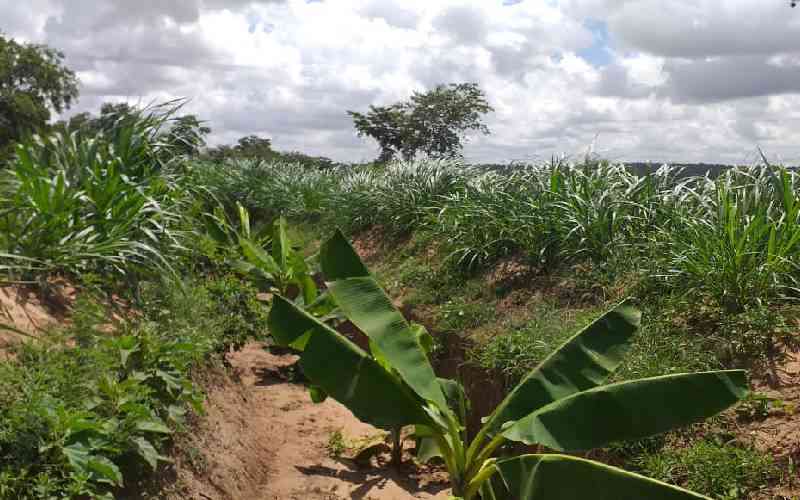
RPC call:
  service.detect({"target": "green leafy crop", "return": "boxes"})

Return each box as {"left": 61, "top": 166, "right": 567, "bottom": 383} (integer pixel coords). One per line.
{"left": 268, "top": 230, "right": 749, "bottom": 499}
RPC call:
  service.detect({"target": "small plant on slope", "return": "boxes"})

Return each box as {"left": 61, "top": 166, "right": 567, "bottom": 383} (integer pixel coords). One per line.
{"left": 203, "top": 204, "right": 318, "bottom": 305}
{"left": 268, "top": 230, "right": 749, "bottom": 500}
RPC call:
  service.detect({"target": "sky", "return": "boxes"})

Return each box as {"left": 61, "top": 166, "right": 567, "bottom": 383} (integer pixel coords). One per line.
{"left": 3, "top": 0, "right": 800, "bottom": 164}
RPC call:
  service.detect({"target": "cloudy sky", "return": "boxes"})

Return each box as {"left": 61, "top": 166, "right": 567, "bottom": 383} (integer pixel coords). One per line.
{"left": 3, "top": 0, "right": 800, "bottom": 164}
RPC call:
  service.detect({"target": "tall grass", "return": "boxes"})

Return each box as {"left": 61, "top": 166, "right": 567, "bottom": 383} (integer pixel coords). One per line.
{"left": 0, "top": 104, "right": 195, "bottom": 283}
{"left": 206, "top": 156, "right": 800, "bottom": 312}
{"left": 659, "top": 166, "right": 800, "bottom": 312}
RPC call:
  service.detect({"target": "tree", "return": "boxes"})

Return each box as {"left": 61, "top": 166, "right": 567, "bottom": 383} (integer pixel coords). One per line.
{"left": 206, "top": 135, "right": 274, "bottom": 162}
{"left": 348, "top": 83, "right": 493, "bottom": 162}
{"left": 0, "top": 34, "right": 78, "bottom": 156}
{"left": 164, "top": 114, "right": 211, "bottom": 157}
{"left": 234, "top": 135, "right": 274, "bottom": 158}
{"left": 204, "top": 134, "right": 336, "bottom": 169}
{"left": 56, "top": 102, "right": 135, "bottom": 135}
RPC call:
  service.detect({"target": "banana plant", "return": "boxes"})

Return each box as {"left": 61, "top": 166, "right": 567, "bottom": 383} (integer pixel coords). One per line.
{"left": 203, "top": 203, "right": 318, "bottom": 305}
{"left": 268, "top": 230, "right": 748, "bottom": 500}
{"left": 234, "top": 216, "right": 318, "bottom": 305}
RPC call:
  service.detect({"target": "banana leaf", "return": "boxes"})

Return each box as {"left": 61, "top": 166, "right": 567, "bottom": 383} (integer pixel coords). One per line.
{"left": 268, "top": 295, "right": 432, "bottom": 429}
{"left": 502, "top": 370, "right": 748, "bottom": 451}
{"left": 489, "top": 454, "right": 709, "bottom": 500}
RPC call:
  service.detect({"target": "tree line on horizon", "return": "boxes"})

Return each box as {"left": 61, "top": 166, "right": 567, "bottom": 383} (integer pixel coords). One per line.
{"left": 1, "top": 33, "right": 496, "bottom": 167}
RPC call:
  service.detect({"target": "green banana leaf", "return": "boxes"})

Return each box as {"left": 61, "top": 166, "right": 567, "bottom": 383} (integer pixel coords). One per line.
{"left": 415, "top": 378, "right": 470, "bottom": 463}
{"left": 502, "top": 370, "right": 748, "bottom": 451}
{"left": 287, "top": 247, "right": 318, "bottom": 304}
{"left": 272, "top": 217, "right": 291, "bottom": 273}
{"left": 319, "top": 230, "right": 369, "bottom": 280}
{"left": 239, "top": 237, "right": 281, "bottom": 277}
{"left": 481, "top": 302, "right": 640, "bottom": 438}
{"left": 490, "top": 454, "right": 709, "bottom": 500}
{"left": 321, "top": 230, "right": 447, "bottom": 410}
{"left": 268, "top": 295, "right": 432, "bottom": 429}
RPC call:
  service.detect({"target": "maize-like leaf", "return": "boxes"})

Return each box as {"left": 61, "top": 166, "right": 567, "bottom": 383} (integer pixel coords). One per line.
{"left": 273, "top": 217, "right": 291, "bottom": 272}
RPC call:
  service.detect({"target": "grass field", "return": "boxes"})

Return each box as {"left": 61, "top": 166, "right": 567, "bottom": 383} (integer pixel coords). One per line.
{"left": 0, "top": 115, "right": 797, "bottom": 498}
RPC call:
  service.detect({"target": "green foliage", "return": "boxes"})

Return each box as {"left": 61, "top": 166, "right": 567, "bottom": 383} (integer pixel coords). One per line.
{"left": 715, "top": 303, "right": 792, "bottom": 364}
{"left": 201, "top": 275, "right": 269, "bottom": 352}
{"left": 660, "top": 166, "right": 800, "bottom": 313}
{"left": 438, "top": 298, "right": 494, "bottom": 332}
{"left": 0, "top": 34, "right": 78, "bottom": 157}
{"left": 326, "top": 430, "right": 347, "bottom": 458}
{"left": 56, "top": 101, "right": 211, "bottom": 160}
{"left": 209, "top": 135, "right": 274, "bottom": 162}
{"left": 0, "top": 275, "right": 265, "bottom": 498}
{"left": 613, "top": 301, "right": 722, "bottom": 381}
{"left": 205, "top": 156, "right": 800, "bottom": 327}
{"left": 235, "top": 216, "right": 318, "bottom": 303}
{"left": 348, "top": 83, "right": 493, "bottom": 162}
{"left": 190, "top": 159, "right": 339, "bottom": 220}
{"left": 204, "top": 134, "right": 335, "bottom": 169}
{"left": 200, "top": 204, "right": 319, "bottom": 304}
{"left": 158, "top": 114, "right": 211, "bottom": 158}
{"left": 637, "top": 439, "right": 776, "bottom": 499}
{"left": 470, "top": 304, "right": 601, "bottom": 386}
{"left": 0, "top": 102, "right": 193, "bottom": 282}
{"left": 56, "top": 102, "right": 136, "bottom": 137}
{"left": 269, "top": 230, "right": 748, "bottom": 500}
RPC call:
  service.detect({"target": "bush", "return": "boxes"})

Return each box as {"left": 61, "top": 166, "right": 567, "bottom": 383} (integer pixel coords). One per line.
{"left": 203, "top": 275, "right": 268, "bottom": 352}
{"left": 0, "top": 274, "right": 264, "bottom": 498}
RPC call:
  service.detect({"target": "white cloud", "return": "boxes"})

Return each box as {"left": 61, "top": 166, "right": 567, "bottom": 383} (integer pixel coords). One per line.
{"left": 2, "top": 0, "right": 800, "bottom": 163}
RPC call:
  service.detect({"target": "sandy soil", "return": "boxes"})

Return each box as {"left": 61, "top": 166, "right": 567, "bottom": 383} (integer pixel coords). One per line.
{"left": 0, "top": 283, "right": 74, "bottom": 349}
{"left": 744, "top": 349, "right": 800, "bottom": 499}
{"left": 169, "top": 342, "right": 451, "bottom": 500}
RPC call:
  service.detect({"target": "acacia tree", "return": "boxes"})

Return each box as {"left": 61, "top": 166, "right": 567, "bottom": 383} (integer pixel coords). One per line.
{"left": 348, "top": 83, "right": 493, "bottom": 162}
{"left": 0, "top": 34, "right": 78, "bottom": 157}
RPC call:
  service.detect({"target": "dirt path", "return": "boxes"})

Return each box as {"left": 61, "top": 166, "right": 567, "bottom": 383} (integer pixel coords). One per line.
{"left": 169, "top": 342, "right": 451, "bottom": 500}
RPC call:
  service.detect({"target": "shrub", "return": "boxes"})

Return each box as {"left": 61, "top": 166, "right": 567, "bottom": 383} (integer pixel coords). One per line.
{"left": 0, "top": 275, "right": 264, "bottom": 498}
{"left": 203, "top": 275, "right": 268, "bottom": 352}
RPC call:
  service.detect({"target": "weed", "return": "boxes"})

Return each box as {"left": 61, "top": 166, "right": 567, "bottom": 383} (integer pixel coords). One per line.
{"left": 636, "top": 439, "right": 777, "bottom": 499}
{"left": 184, "top": 444, "right": 208, "bottom": 473}
{"left": 438, "top": 299, "right": 494, "bottom": 332}
{"left": 203, "top": 275, "right": 269, "bottom": 353}
{"left": 735, "top": 392, "right": 777, "bottom": 422}
{"left": 327, "top": 430, "right": 348, "bottom": 458}
{"left": 469, "top": 303, "right": 600, "bottom": 386}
